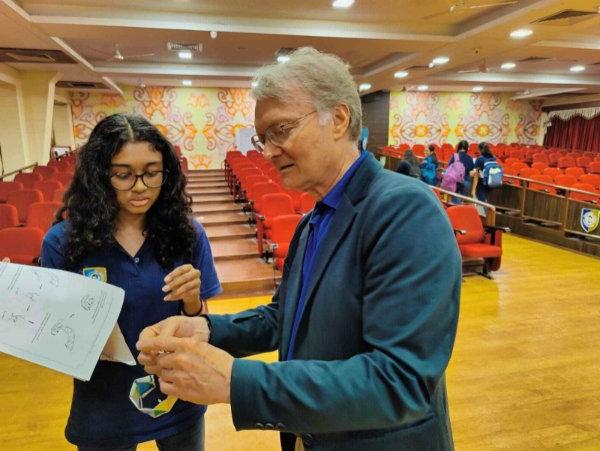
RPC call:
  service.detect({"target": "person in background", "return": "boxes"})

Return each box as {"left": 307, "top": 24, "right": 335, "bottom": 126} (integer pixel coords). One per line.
{"left": 447, "top": 140, "right": 475, "bottom": 198}
{"left": 420, "top": 144, "right": 439, "bottom": 186}
{"left": 41, "top": 113, "right": 221, "bottom": 450}
{"left": 137, "top": 46, "right": 461, "bottom": 451}
{"left": 396, "top": 148, "right": 421, "bottom": 178}
{"left": 473, "top": 142, "right": 497, "bottom": 202}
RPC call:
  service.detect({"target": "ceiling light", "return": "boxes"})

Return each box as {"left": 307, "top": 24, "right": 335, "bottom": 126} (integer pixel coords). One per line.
{"left": 332, "top": 0, "right": 355, "bottom": 8}
{"left": 432, "top": 56, "right": 450, "bottom": 65}
{"left": 472, "top": 86, "right": 483, "bottom": 92}
{"left": 277, "top": 55, "right": 290, "bottom": 63}
{"left": 501, "top": 62, "right": 516, "bottom": 70}
{"left": 210, "top": 31, "right": 218, "bottom": 39}
{"left": 358, "top": 83, "right": 372, "bottom": 92}
{"left": 394, "top": 70, "right": 409, "bottom": 78}
{"left": 417, "top": 85, "right": 429, "bottom": 91}
{"left": 178, "top": 50, "right": 192, "bottom": 60}
{"left": 570, "top": 65, "right": 585, "bottom": 72}
{"left": 182, "top": 80, "right": 192, "bottom": 86}
{"left": 510, "top": 29, "right": 533, "bottom": 39}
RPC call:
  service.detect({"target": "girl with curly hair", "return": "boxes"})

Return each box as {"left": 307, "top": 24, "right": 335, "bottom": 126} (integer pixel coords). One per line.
{"left": 41, "top": 113, "right": 221, "bottom": 450}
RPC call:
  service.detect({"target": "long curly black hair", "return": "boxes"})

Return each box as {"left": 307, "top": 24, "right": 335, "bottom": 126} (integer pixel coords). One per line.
{"left": 57, "top": 113, "right": 196, "bottom": 270}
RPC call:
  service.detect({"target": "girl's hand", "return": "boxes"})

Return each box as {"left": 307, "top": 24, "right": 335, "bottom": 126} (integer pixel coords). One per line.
{"left": 163, "top": 264, "right": 203, "bottom": 314}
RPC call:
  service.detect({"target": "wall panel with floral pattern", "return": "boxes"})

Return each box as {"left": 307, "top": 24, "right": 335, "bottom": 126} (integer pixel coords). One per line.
{"left": 70, "top": 86, "right": 255, "bottom": 170}
{"left": 388, "top": 91, "right": 543, "bottom": 147}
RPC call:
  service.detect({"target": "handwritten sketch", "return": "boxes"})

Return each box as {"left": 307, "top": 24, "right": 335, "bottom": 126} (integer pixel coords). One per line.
{"left": 0, "top": 262, "right": 125, "bottom": 381}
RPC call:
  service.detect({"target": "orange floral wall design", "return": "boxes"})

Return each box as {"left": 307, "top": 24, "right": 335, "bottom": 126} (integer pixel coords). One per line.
{"left": 388, "top": 91, "right": 543, "bottom": 147}
{"left": 70, "top": 87, "right": 255, "bottom": 170}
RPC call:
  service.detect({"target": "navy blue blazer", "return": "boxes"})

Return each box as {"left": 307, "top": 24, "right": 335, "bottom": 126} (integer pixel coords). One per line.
{"left": 209, "top": 153, "right": 461, "bottom": 450}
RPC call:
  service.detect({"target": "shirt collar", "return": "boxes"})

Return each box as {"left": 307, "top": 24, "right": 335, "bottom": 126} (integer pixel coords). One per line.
{"left": 319, "top": 151, "right": 368, "bottom": 211}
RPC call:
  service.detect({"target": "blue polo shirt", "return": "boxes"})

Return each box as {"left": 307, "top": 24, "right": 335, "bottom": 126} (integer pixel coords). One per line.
{"left": 286, "top": 151, "right": 368, "bottom": 360}
{"left": 41, "top": 219, "right": 221, "bottom": 447}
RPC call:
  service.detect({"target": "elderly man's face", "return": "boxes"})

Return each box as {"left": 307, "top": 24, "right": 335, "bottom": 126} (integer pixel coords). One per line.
{"left": 254, "top": 95, "right": 342, "bottom": 196}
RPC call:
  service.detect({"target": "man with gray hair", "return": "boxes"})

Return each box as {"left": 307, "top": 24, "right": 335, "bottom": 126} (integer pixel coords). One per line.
{"left": 137, "top": 47, "right": 461, "bottom": 451}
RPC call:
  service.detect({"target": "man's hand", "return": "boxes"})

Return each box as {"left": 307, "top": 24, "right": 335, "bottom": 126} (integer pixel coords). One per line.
{"left": 136, "top": 316, "right": 210, "bottom": 376}
{"left": 138, "top": 335, "right": 234, "bottom": 405}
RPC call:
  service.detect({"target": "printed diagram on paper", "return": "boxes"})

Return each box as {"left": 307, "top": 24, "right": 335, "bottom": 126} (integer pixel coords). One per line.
{"left": 0, "top": 262, "right": 125, "bottom": 381}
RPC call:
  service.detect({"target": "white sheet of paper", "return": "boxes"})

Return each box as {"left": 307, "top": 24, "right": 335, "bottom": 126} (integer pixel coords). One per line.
{"left": 0, "top": 262, "right": 126, "bottom": 381}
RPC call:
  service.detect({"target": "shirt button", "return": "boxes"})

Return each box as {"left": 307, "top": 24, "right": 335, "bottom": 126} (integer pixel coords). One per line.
{"left": 133, "top": 257, "right": 140, "bottom": 264}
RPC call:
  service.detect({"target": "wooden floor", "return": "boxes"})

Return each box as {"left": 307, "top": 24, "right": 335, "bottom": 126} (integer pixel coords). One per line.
{"left": 1, "top": 233, "right": 600, "bottom": 449}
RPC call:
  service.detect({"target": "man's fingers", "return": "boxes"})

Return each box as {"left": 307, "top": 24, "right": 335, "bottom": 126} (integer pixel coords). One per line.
{"left": 157, "top": 378, "right": 178, "bottom": 398}
{"left": 136, "top": 335, "right": 187, "bottom": 353}
{"left": 1, "top": 257, "right": 10, "bottom": 263}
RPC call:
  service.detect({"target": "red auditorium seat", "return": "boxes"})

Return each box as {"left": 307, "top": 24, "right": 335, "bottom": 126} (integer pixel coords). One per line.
{"left": 270, "top": 214, "right": 302, "bottom": 271}
{"left": 588, "top": 162, "right": 600, "bottom": 175}
{"left": 256, "top": 192, "right": 295, "bottom": 256}
{"left": 532, "top": 153, "right": 549, "bottom": 165}
{"left": 0, "top": 181, "right": 23, "bottom": 203}
{"left": 50, "top": 172, "right": 73, "bottom": 188}
{"left": 14, "top": 172, "right": 43, "bottom": 189}
{"left": 52, "top": 187, "right": 67, "bottom": 203}
{"left": 565, "top": 167, "right": 585, "bottom": 179}
{"left": 250, "top": 182, "right": 281, "bottom": 214}
{"left": 180, "top": 156, "right": 189, "bottom": 174}
{"left": 543, "top": 167, "right": 562, "bottom": 178}
{"left": 531, "top": 162, "right": 548, "bottom": 172}
{"left": 567, "top": 152, "right": 581, "bottom": 160}
{"left": 299, "top": 192, "right": 316, "bottom": 214}
{"left": 554, "top": 174, "right": 578, "bottom": 187}
{"left": 502, "top": 166, "right": 521, "bottom": 186}
{"left": 579, "top": 174, "right": 600, "bottom": 189}
{"left": 26, "top": 201, "right": 62, "bottom": 233}
{"left": 0, "top": 204, "right": 19, "bottom": 230}
{"left": 548, "top": 152, "right": 561, "bottom": 167}
{"left": 446, "top": 205, "right": 506, "bottom": 278}
{"left": 0, "top": 227, "right": 44, "bottom": 265}
{"left": 570, "top": 183, "right": 599, "bottom": 203}
{"left": 518, "top": 167, "right": 540, "bottom": 178}
{"left": 33, "top": 180, "right": 63, "bottom": 201}
{"left": 412, "top": 144, "right": 426, "bottom": 157}
{"left": 33, "top": 165, "right": 59, "bottom": 180}
{"left": 7, "top": 189, "right": 44, "bottom": 223}
{"left": 557, "top": 157, "right": 576, "bottom": 169}
{"left": 529, "top": 175, "right": 556, "bottom": 194}
{"left": 504, "top": 157, "right": 521, "bottom": 167}
{"left": 576, "top": 156, "right": 591, "bottom": 169}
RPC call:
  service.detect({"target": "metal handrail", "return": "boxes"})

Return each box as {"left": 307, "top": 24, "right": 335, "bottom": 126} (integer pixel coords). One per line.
{"left": 0, "top": 163, "right": 38, "bottom": 180}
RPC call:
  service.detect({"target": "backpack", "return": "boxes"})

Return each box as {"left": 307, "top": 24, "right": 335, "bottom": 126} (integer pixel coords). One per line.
{"left": 482, "top": 159, "right": 503, "bottom": 188}
{"left": 420, "top": 158, "right": 438, "bottom": 186}
{"left": 440, "top": 153, "right": 465, "bottom": 192}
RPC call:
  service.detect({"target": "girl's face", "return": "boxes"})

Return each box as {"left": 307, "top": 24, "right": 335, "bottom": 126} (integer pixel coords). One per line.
{"left": 109, "top": 141, "right": 164, "bottom": 218}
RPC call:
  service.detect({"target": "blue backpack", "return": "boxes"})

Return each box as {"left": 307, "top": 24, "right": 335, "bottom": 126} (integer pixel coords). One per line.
{"left": 482, "top": 159, "right": 503, "bottom": 188}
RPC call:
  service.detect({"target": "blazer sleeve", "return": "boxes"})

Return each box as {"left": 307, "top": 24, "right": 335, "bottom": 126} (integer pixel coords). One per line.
{"left": 228, "top": 183, "right": 462, "bottom": 434}
{"left": 207, "top": 216, "right": 310, "bottom": 358}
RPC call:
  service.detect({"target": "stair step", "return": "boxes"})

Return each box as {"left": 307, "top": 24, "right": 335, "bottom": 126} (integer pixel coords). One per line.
{"left": 195, "top": 211, "right": 249, "bottom": 225}
{"left": 187, "top": 182, "right": 228, "bottom": 189}
{"left": 212, "top": 238, "right": 259, "bottom": 260}
{"left": 205, "top": 224, "right": 255, "bottom": 240}
{"left": 187, "top": 177, "right": 225, "bottom": 183}
{"left": 192, "top": 203, "right": 243, "bottom": 214}
{"left": 189, "top": 169, "right": 224, "bottom": 175}
{"left": 187, "top": 188, "right": 230, "bottom": 195}
{"left": 190, "top": 194, "right": 234, "bottom": 204}
{"left": 214, "top": 258, "right": 280, "bottom": 296}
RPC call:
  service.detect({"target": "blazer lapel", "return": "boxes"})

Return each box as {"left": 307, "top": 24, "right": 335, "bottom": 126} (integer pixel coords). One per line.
{"left": 279, "top": 220, "right": 310, "bottom": 360}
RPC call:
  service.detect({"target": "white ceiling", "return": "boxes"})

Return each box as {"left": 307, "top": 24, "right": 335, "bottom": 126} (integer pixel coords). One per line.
{"left": 1, "top": 0, "right": 599, "bottom": 103}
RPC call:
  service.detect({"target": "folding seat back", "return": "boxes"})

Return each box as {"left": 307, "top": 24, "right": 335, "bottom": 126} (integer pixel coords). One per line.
{"left": 285, "top": 190, "right": 303, "bottom": 212}
{"left": 26, "top": 201, "right": 62, "bottom": 233}
{"left": 55, "top": 159, "right": 72, "bottom": 172}
{"left": 529, "top": 175, "right": 556, "bottom": 194}
{"left": 588, "top": 162, "right": 600, "bottom": 174}
{"left": 256, "top": 193, "right": 296, "bottom": 256}
{"left": 50, "top": 172, "right": 73, "bottom": 188}
{"left": 518, "top": 167, "right": 540, "bottom": 178}
{"left": 7, "top": 189, "right": 44, "bottom": 223}
{"left": 579, "top": 174, "right": 600, "bottom": 189}
{"left": 33, "top": 180, "right": 63, "bottom": 201}
{"left": 583, "top": 152, "right": 595, "bottom": 159}
{"left": 0, "top": 227, "right": 44, "bottom": 265}
{"left": 442, "top": 147, "right": 455, "bottom": 163}
{"left": 558, "top": 157, "right": 576, "bottom": 169}
{"left": 525, "top": 149, "right": 538, "bottom": 163}
{"left": 567, "top": 152, "right": 580, "bottom": 160}
{"left": 252, "top": 182, "right": 282, "bottom": 213}
{"left": 0, "top": 181, "right": 23, "bottom": 203}
{"left": 504, "top": 157, "right": 521, "bottom": 167}
{"left": 53, "top": 187, "right": 67, "bottom": 203}
{"left": 510, "top": 162, "right": 528, "bottom": 172}
{"left": 503, "top": 165, "right": 520, "bottom": 186}
{"left": 531, "top": 162, "right": 548, "bottom": 171}
{"left": 577, "top": 156, "right": 591, "bottom": 169}
{"left": 14, "top": 172, "right": 43, "bottom": 189}
{"left": 412, "top": 144, "right": 426, "bottom": 157}
{"left": 0, "top": 204, "right": 19, "bottom": 230}
{"left": 33, "top": 165, "right": 59, "bottom": 180}
{"left": 548, "top": 152, "right": 560, "bottom": 166}
{"left": 246, "top": 150, "right": 263, "bottom": 160}
{"left": 554, "top": 174, "right": 577, "bottom": 187}
{"left": 543, "top": 167, "right": 562, "bottom": 178}
{"left": 446, "top": 205, "right": 485, "bottom": 245}
{"left": 565, "top": 167, "right": 584, "bottom": 178}
{"left": 299, "top": 192, "right": 316, "bottom": 214}
{"left": 180, "top": 156, "right": 189, "bottom": 174}
{"left": 244, "top": 175, "right": 270, "bottom": 200}
{"left": 570, "top": 183, "right": 599, "bottom": 203}
{"left": 509, "top": 148, "right": 524, "bottom": 160}
{"left": 270, "top": 214, "right": 303, "bottom": 271}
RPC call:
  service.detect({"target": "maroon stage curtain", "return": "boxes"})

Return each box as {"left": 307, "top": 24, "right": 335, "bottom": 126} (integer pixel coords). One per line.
{"left": 543, "top": 115, "right": 600, "bottom": 152}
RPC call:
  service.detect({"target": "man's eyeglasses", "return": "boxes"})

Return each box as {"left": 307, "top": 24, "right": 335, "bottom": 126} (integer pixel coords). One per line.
{"left": 109, "top": 170, "right": 168, "bottom": 191}
{"left": 251, "top": 110, "right": 317, "bottom": 152}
